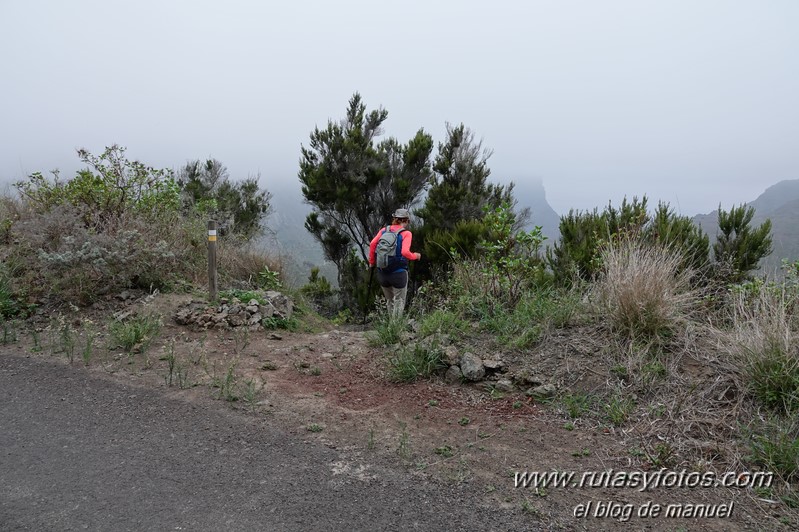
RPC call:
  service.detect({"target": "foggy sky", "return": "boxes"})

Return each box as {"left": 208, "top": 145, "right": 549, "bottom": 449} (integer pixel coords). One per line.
{"left": 1, "top": 0, "right": 797, "bottom": 216}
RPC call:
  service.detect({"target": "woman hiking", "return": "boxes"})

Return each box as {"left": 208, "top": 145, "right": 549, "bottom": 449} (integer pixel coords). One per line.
{"left": 368, "top": 208, "right": 422, "bottom": 317}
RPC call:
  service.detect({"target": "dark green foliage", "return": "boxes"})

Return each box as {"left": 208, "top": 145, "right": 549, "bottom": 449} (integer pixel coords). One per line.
{"left": 178, "top": 158, "right": 272, "bottom": 239}
{"left": 415, "top": 123, "right": 527, "bottom": 280}
{"left": 646, "top": 203, "right": 710, "bottom": 273}
{"left": 421, "top": 219, "right": 488, "bottom": 268}
{"left": 748, "top": 419, "right": 799, "bottom": 481}
{"left": 548, "top": 197, "right": 649, "bottom": 285}
{"left": 298, "top": 93, "right": 434, "bottom": 283}
{"left": 300, "top": 267, "right": 337, "bottom": 316}
{"left": 337, "top": 248, "right": 377, "bottom": 316}
{"left": 388, "top": 343, "right": 445, "bottom": 383}
{"left": 548, "top": 197, "right": 712, "bottom": 287}
{"left": 713, "top": 204, "right": 773, "bottom": 283}
{"left": 747, "top": 340, "right": 799, "bottom": 415}
{"left": 416, "top": 123, "right": 510, "bottom": 232}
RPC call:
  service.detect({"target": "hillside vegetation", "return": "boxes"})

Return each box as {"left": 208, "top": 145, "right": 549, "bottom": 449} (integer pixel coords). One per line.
{"left": 1, "top": 138, "right": 797, "bottom": 526}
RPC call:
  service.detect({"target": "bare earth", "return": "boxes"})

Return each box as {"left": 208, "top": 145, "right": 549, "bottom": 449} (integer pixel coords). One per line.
{"left": 1, "top": 292, "right": 794, "bottom": 531}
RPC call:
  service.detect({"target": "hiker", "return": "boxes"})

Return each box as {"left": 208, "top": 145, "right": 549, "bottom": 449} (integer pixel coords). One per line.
{"left": 368, "top": 208, "right": 422, "bottom": 317}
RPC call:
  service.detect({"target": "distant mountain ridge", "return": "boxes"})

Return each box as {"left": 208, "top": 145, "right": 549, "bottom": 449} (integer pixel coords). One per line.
{"left": 693, "top": 179, "right": 799, "bottom": 273}
{"left": 507, "top": 178, "right": 561, "bottom": 242}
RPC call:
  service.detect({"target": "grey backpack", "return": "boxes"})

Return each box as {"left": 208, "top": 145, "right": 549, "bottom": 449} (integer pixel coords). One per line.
{"left": 375, "top": 226, "right": 406, "bottom": 270}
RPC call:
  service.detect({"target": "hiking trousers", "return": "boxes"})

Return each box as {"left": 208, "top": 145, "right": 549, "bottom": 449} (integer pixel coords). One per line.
{"left": 376, "top": 269, "right": 408, "bottom": 318}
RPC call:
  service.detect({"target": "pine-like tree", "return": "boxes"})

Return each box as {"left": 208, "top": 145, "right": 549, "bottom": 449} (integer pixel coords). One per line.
{"left": 713, "top": 204, "right": 772, "bottom": 283}
{"left": 298, "top": 93, "right": 434, "bottom": 284}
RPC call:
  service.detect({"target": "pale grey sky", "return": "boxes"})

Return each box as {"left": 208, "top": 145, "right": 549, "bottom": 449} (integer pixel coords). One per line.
{"left": 1, "top": 0, "right": 797, "bottom": 216}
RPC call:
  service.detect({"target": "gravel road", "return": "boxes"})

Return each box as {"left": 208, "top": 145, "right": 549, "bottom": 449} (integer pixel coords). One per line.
{"left": 0, "top": 353, "right": 537, "bottom": 531}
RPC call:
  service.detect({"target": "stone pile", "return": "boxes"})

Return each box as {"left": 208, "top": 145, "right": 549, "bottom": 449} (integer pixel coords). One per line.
{"left": 174, "top": 291, "right": 293, "bottom": 330}
{"left": 413, "top": 331, "right": 557, "bottom": 397}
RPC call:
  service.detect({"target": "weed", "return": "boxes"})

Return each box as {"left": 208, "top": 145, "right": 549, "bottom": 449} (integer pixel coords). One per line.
{"left": 419, "top": 309, "right": 468, "bottom": 338}
{"left": 231, "top": 326, "right": 250, "bottom": 355}
{"left": 434, "top": 445, "right": 454, "bottom": 458}
{"left": 262, "top": 316, "right": 298, "bottom": 331}
{"left": 428, "top": 399, "right": 439, "bottom": 407}
{"left": 489, "top": 388, "right": 505, "bottom": 401}
{"left": 310, "top": 366, "right": 322, "bottom": 376}
{"left": 367, "top": 313, "right": 408, "bottom": 347}
{"left": 512, "top": 400, "right": 523, "bottom": 409}
{"left": 367, "top": 427, "right": 376, "bottom": 450}
{"left": 61, "top": 321, "right": 76, "bottom": 364}
{"left": 641, "top": 360, "right": 668, "bottom": 382}
{"left": 211, "top": 359, "right": 239, "bottom": 401}
{"left": 162, "top": 341, "right": 189, "bottom": 387}
{"left": 458, "top": 417, "right": 470, "bottom": 426}
{"left": 564, "top": 422, "right": 575, "bottom": 431}
{"left": 307, "top": 423, "right": 323, "bottom": 433}
{"left": 30, "top": 328, "right": 41, "bottom": 353}
{"left": 596, "top": 239, "right": 695, "bottom": 341}
{"left": 561, "top": 392, "right": 593, "bottom": 419}
{"left": 240, "top": 378, "right": 262, "bottom": 408}
{"left": 1, "top": 319, "right": 17, "bottom": 344}
{"left": 604, "top": 394, "right": 636, "bottom": 426}
{"left": 747, "top": 418, "right": 799, "bottom": 482}
{"left": 388, "top": 343, "right": 444, "bottom": 383}
{"left": 397, "top": 423, "right": 412, "bottom": 461}
{"left": 109, "top": 313, "right": 162, "bottom": 355}
{"left": 81, "top": 321, "right": 95, "bottom": 366}
{"left": 520, "top": 499, "right": 542, "bottom": 517}
{"left": 260, "top": 361, "right": 278, "bottom": 371}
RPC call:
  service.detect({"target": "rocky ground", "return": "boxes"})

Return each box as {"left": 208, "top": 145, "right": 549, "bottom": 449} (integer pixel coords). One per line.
{"left": 2, "top": 289, "right": 795, "bottom": 531}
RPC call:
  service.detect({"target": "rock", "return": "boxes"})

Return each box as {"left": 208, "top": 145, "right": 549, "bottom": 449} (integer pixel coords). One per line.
{"left": 482, "top": 359, "right": 504, "bottom": 371}
{"left": 267, "top": 292, "right": 293, "bottom": 319}
{"left": 247, "top": 298, "right": 260, "bottom": 307}
{"left": 459, "top": 352, "right": 485, "bottom": 382}
{"left": 526, "top": 383, "right": 556, "bottom": 398}
{"left": 259, "top": 302, "right": 277, "bottom": 318}
{"left": 399, "top": 332, "right": 415, "bottom": 344}
{"left": 514, "top": 372, "right": 545, "bottom": 386}
{"left": 444, "top": 365, "right": 463, "bottom": 384}
{"left": 228, "top": 314, "right": 246, "bottom": 327}
{"left": 494, "top": 379, "right": 515, "bottom": 393}
{"left": 442, "top": 345, "right": 459, "bottom": 366}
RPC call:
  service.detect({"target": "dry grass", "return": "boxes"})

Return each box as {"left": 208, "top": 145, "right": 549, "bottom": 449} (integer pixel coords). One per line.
{"left": 595, "top": 239, "right": 697, "bottom": 340}
{"left": 717, "top": 287, "right": 799, "bottom": 415}
{"left": 217, "top": 239, "right": 285, "bottom": 289}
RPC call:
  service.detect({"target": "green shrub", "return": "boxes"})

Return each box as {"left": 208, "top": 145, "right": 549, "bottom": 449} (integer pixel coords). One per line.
{"left": 419, "top": 309, "right": 468, "bottom": 338}
{"left": 713, "top": 204, "right": 773, "bottom": 284}
{"left": 109, "top": 313, "right": 162, "bottom": 354}
{"left": 726, "top": 288, "right": 799, "bottom": 414}
{"left": 561, "top": 393, "right": 594, "bottom": 419}
{"left": 300, "top": 267, "right": 337, "bottom": 316}
{"left": 748, "top": 418, "right": 799, "bottom": 482}
{"left": 604, "top": 394, "right": 636, "bottom": 426}
{"left": 388, "top": 343, "right": 445, "bottom": 383}
{"left": 747, "top": 341, "right": 799, "bottom": 415}
{"left": 367, "top": 313, "right": 408, "bottom": 347}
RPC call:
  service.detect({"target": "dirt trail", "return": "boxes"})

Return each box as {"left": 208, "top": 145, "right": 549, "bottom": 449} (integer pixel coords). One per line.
{"left": 1, "top": 292, "right": 791, "bottom": 531}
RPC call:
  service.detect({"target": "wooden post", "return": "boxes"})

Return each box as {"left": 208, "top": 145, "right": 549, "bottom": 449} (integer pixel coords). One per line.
{"left": 207, "top": 220, "right": 217, "bottom": 302}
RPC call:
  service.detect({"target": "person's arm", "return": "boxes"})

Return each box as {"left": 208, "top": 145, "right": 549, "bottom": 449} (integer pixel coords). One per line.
{"left": 400, "top": 231, "right": 421, "bottom": 261}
